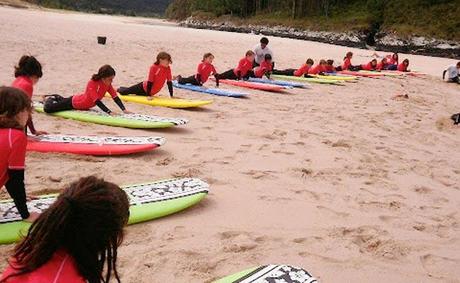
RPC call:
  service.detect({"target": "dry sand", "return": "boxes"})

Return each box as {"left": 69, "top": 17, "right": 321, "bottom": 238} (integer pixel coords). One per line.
{"left": 1, "top": 5, "right": 460, "bottom": 282}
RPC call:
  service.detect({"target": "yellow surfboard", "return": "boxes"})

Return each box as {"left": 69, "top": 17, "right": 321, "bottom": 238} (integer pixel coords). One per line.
{"left": 106, "top": 94, "right": 213, "bottom": 108}
{"left": 311, "top": 74, "right": 358, "bottom": 81}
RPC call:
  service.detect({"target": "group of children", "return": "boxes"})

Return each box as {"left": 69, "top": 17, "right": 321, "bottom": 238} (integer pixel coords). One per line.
{"left": 1, "top": 35, "right": 458, "bottom": 282}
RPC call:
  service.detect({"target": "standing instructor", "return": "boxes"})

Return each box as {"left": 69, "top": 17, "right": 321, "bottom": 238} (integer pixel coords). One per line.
{"left": 253, "top": 37, "right": 274, "bottom": 67}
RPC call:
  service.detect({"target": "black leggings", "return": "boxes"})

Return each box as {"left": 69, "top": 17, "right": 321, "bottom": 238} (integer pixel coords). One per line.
{"left": 272, "top": 69, "right": 295, "bottom": 76}
{"left": 44, "top": 95, "right": 74, "bottom": 113}
{"left": 178, "top": 75, "right": 200, "bottom": 86}
{"left": 118, "top": 82, "right": 148, "bottom": 96}
{"left": 219, "top": 69, "right": 239, "bottom": 80}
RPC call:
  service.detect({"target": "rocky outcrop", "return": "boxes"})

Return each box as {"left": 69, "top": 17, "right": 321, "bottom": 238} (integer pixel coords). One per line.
{"left": 180, "top": 17, "right": 460, "bottom": 59}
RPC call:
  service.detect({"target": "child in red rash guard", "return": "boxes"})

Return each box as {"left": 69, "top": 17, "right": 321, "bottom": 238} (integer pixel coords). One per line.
{"left": 0, "top": 87, "right": 39, "bottom": 223}
{"left": 360, "top": 59, "right": 378, "bottom": 71}
{"left": 11, "top": 56, "right": 47, "bottom": 135}
{"left": 218, "top": 50, "right": 255, "bottom": 80}
{"left": 177, "top": 53, "right": 219, "bottom": 87}
{"left": 118, "top": 52, "right": 174, "bottom": 99}
{"left": 43, "top": 65, "right": 129, "bottom": 114}
{"left": 325, "top": 59, "right": 336, "bottom": 73}
{"left": 0, "top": 176, "right": 130, "bottom": 283}
{"left": 252, "top": 54, "right": 273, "bottom": 78}
{"left": 397, "top": 59, "right": 410, "bottom": 72}
{"left": 272, "top": 58, "right": 314, "bottom": 77}
{"left": 308, "top": 59, "right": 327, "bottom": 75}
{"left": 377, "top": 58, "right": 389, "bottom": 71}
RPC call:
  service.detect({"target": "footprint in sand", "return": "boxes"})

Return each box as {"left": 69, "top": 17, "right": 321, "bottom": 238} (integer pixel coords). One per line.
{"left": 316, "top": 205, "right": 349, "bottom": 218}
{"left": 242, "top": 170, "right": 275, "bottom": 179}
{"left": 218, "top": 231, "right": 259, "bottom": 253}
{"left": 156, "top": 157, "right": 175, "bottom": 166}
{"left": 420, "top": 254, "right": 460, "bottom": 280}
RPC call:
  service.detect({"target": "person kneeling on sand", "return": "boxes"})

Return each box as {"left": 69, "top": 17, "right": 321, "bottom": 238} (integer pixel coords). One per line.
{"left": 44, "top": 65, "right": 130, "bottom": 115}
{"left": 118, "top": 52, "right": 174, "bottom": 99}
{"left": 0, "top": 176, "right": 130, "bottom": 283}
{"left": 443, "top": 62, "right": 460, "bottom": 84}
{"left": 253, "top": 37, "right": 273, "bottom": 68}
{"left": 176, "top": 53, "right": 219, "bottom": 87}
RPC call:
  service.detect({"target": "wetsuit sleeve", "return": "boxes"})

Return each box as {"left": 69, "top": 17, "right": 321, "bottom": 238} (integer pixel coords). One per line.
{"left": 167, "top": 81, "right": 173, "bottom": 97}
{"left": 26, "top": 117, "right": 36, "bottom": 135}
{"left": 108, "top": 85, "right": 118, "bottom": 98}
{"left": 95, "top": 100, "right": 111, "bottom": 113}
{"left": 236, "top": 71, "right": 242, "bottom": 80}
{"left": 5, "top": 169, "right": 29, "bottom": 219}
{"left": 112, "top": 96, "right": 126, "bottom": 111}
{"left": 214, "top": 74, "right": 220, "bottom": 87}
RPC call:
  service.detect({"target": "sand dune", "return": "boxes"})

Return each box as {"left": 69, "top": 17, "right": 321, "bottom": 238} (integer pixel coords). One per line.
{"left": 0, "top": 6, "right": 459, "bottom": 282}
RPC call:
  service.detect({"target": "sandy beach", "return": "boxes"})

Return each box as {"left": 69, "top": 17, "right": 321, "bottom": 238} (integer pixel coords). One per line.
{"left": 0, "top": 5, "right": 460, "bottom": 282}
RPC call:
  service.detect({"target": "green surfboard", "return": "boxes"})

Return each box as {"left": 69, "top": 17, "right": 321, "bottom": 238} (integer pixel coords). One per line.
{"left": 34, "top": 102, "right": 188, "bottom": 129}
{"left": 215, "top": 264, "right": 317, "bottom": 283}
{"left": 271, "top": 74, "right": 343, "bottom": 85}
{"left": 0, "top": 178, "right": 208, "bottom": 245}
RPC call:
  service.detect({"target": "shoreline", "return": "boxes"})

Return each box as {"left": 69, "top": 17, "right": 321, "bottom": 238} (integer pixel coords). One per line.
{"left": 179, "top": 17, "right": 460, "bottom": 60}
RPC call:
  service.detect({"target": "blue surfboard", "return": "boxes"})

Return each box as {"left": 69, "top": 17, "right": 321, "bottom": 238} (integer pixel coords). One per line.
{"left": 173, "top": 81, "right": 248, "bottom": 98}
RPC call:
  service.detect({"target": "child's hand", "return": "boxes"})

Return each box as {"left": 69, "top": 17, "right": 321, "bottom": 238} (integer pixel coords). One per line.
{"left": 123, "top": 110, "right": 133, "bottom": 114}
{"left": 147, "top": 96, "right": 154, "bottom": 101}
{"left": 25, "top": 212, "right": 40, "bottom": 223}
{"left": 109, "top": 112, "right": 117, "bottom": 116}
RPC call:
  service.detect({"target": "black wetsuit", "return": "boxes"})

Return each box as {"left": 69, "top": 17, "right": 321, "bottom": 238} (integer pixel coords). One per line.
{"left": 44, "top": 95, "right": 125, "bottom": 114}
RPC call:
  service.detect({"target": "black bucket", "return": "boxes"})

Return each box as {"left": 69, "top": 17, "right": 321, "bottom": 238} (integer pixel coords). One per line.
{"left": 97, "top": 36, "right": 107, "bottom": 45}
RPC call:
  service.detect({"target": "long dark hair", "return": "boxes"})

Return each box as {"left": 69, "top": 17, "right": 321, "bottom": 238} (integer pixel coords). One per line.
{"left": 0, "top": 86, "right": 31, "bottom": 130}
{"left": 92, "top": 65, "right": 116, "bottom": 81}
{"left": 154, "top": 52, "right": 172, "bottom": 65}
{"left": 2, "top": 176, "right": 130, "bottom": 283}
{"left": 14, "top": 55, "right": 43, "bottom": 78}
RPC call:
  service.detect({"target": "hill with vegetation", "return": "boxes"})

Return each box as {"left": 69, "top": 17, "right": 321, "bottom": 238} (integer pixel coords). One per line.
{"left": 166, "top": 0, "right": 460, "bottom": 42}
{"left": 26, "top": 0, "right": 172, "bottom": 16}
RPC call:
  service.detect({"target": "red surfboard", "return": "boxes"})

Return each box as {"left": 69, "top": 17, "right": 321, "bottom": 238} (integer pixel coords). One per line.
{"left": 338, "top": 70, "right": 383, "bottom": 77}
{"left": 217, "top": 79, "right": 285, "bottom": 92}
{"left": 27, "top": 135, "right": 165, "bottom": 156}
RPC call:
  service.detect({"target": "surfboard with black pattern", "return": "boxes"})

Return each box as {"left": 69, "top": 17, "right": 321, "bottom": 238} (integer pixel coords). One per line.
{"left": 215, "top": 264, "right": 317, "bottom": 283}
{"left": 0, "top": 178, "right": 208, "bottom": 245}
{"left": 27, "top": 134, "right": 166, "bottom": 155}
{"left": 34, "top": 102, "right": 188, "bottom": 129}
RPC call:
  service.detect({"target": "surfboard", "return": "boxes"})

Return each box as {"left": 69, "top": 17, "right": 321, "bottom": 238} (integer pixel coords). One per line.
{"left": 338, "top": 70, "right": 383, "bottom": 77}
{"left": 271, "top": 74, "right": 343, "bottom": 85}
{"left": 34, "top": 102, "right": 188, "bottom": 129}
{"left": 311, "top": 74, "right": 358, "bottom": 81}
{"left": 215, "top": 264, "right": 317, "bottom": 283}
{"left": 217, "top": 79, "right": 286, "bottom": 92}
{"left": 0, "top": 178, "right": 209, "bottom": 245}
{"left": 27, "top": 134, "right": 166, "bottom": 156}
{"left": 173, "top": 81, "right": 248, "bottom": 97}
{"left": 359, "top": 70, "right": 402, "bottom": 77}
{"left": 109, "top": 93, "right": 213, "bottom": 108}
{"left": 247, "top": 78, "right": 310, "bottom": 88}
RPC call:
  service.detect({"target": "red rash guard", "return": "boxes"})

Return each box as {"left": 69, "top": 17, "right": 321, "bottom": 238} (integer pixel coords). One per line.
{"left": 71, "top": 80, "right": 117, "bottom": 110}
{"left": 324, "top": 65, "right": 335, "bottom": 73}
{"left": 142, "top": 64, "right": 172, "bottom": 96}
{"left": 308, "top": 64, "right": 326, "bottom": 75}
{"left": 397, "top": 63, "right": 408, "bottom": 72}
{"left": 342, "top": 58, "right": 352, "bottom": 70}
{"left": 376, "top": 62, "right": 387, "bottom": 70}
{"left": 233, "top": 58, "right": 253, "bottom": 77}
{"left": 1, "top": 250, "right": 85, "bottom": 283}
{"left": 254, "top": 60, "right": 273, "bottom": 78}
{"left": 196, "top": 62, "right": 217, "bottom": 83}
{"left": 361, "top": 62, "right": 376, "bottom": 71}
{"left": 294, "top": 64, "right": 311, "bottom": 77}
{"left": 386, "top": 55, "right": 398, "bottom": 65}
{"left": 11, "top": 76, "right": 33, "bottom": 99}
{"left": 0, "top": 129, "right": 26, "bottom": 189}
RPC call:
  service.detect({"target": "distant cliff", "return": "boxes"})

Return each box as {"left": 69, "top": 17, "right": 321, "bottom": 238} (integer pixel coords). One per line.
{"left": 26, "top": 0, "right": 172, "bottom": 16}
